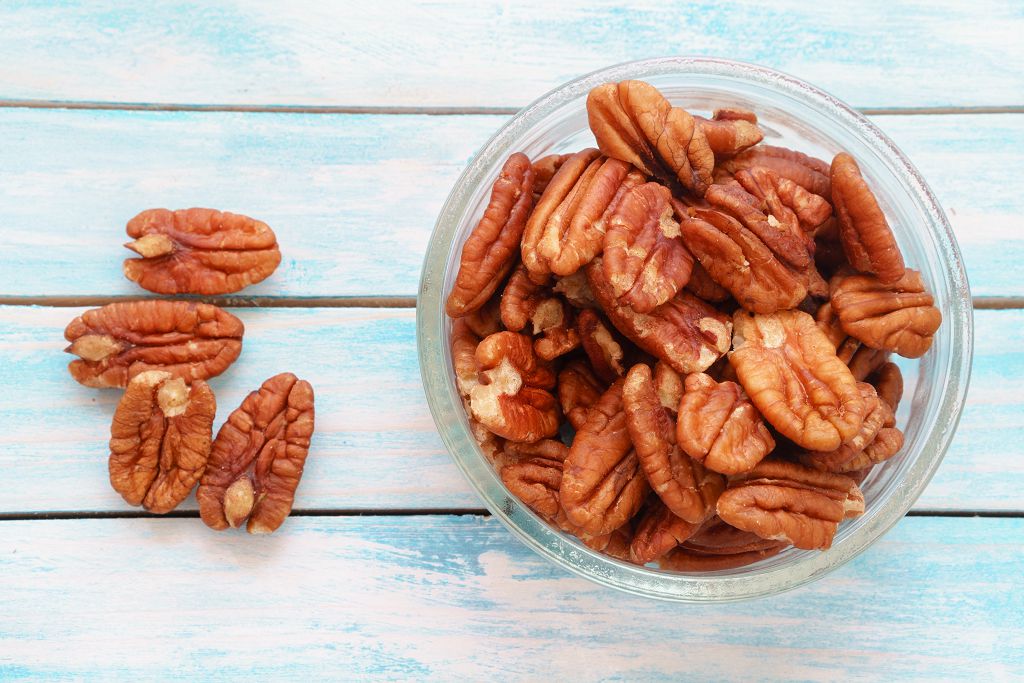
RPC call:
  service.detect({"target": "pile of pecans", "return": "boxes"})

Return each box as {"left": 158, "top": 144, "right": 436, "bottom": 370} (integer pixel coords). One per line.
{"left": 445, "top": 80, "right": 942, "bottom": 568}
{"left": 64, "top": 208, "right": 314, "bottom": 534}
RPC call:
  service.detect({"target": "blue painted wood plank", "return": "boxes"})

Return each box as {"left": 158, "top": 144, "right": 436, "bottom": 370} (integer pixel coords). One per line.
{"left": 0, "top": 515, "right": 1020, "bottom": 679}
{"left": 0, "top": 1, "right": 1022, "bottom": 109}
{"left": 0, "top": 306, "right": 1019, "bottom": 514}
{"left": 0, "top": 109, "right": 1020, "bottom": 299}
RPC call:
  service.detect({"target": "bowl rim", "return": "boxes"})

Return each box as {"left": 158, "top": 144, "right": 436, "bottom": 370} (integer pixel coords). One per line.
{"left": 416, "top": 56, "right": 974, "bottom": 602}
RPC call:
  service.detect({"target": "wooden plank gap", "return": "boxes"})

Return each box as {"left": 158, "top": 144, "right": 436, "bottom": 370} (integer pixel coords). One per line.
{"left": 0, "top": 295, "right": 419, "bottom": 308}
{"left": 0, "top": 508, "right": 491, "bottom": 522}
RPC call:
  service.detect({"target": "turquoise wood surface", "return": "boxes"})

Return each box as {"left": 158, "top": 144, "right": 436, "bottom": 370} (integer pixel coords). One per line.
{"left": 0, "top": 2, "right": 1021, "bottom": 680}
{"left": 0, "top": 109, "right": 1021, "bottom": 299}
{"left": 0, "top": 516, "right": 1021, "bottom": 679}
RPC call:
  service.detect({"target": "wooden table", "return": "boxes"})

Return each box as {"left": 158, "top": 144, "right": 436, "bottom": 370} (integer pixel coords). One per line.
{"left": 1, "top": 3, "right": 1022, "bottom": 679}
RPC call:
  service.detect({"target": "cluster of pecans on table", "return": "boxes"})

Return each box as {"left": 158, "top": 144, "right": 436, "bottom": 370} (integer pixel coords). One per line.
{"left": 63, "top": 208, "right": 314, "bottom": 533}
{"left": 446, "top": 80, "right": 943, "bottom": 569}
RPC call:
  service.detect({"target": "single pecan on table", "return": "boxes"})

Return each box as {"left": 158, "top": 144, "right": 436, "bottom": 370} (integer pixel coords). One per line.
{"left": 676, "top": 372, "right": 775, "bottom": 475}
{"left": 830, "top": 269, "right": 942, "bottom": 358}
{"left": 109, "top": 370, "right": 216, "bottom": 513}
{"left": 197, "top": 372, "right": 315, "bottom": 534}
{"left": 716, "top": 459, "right": 865, "bottom": 550}
{"left": 123, "top": 208, "right": 281, "bottom": 295}
{"left": 64, "top": 301, "right": 244, "bottom": 388}
{"left": 468, "top": 331, "right": 560, "bottom": 443}
{"left": 560, "top": 379, "right": 649, "bottom": 536}
{"left": 622, "top": 364, "right": 724, "bottom": 524}
{"left": 730, "top": 309, "right": 866, "bottom": 451}
{"left": 587, "top": 80, "right": 714, "bottom": 195}
{"left": 602, "top": 181, "right": 694, "bottom": 313}
{"left": 446, "top": 152, "right": 535, "bottom": 317}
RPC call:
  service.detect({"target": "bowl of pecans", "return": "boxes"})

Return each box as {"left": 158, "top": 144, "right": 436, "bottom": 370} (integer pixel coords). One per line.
{"left": 417, "top": 57, "right": 972, "bottom": 601}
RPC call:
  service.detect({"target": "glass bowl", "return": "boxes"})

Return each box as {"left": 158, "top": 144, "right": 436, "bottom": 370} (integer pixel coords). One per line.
{"left": 417, "top": 57, "right": 973, "bottom": 602}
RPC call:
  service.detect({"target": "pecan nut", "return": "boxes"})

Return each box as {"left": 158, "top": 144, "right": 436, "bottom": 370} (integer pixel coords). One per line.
{"left": 870, "top": 361, "right": 904, "bottom": 413}
{"left": 557, "top": 359, "right": 606, "bottom": 429}
{"left": 696, "top": 109, "right": 764, "bottom": 156}
{"left": 576, "top": 308, "right": 626, "bottom": 383}
{"left": 560, "top": 379, "right": 649, "bottom": 535}
{"left": 659, "top": 516, "right": 786, "bottom": 570}
{"left": 446, "top": 152, "right": 535, "bottom": 316}
{"left": 684, "top": 260, "right": 731, "bottom": 303}
{"left": 720, "top": 144, "right": 831, "bottom": 199}
{"left": 468, "top": 332, "right": 560, "bottom": 443}
{"left": 830, "top": 269, "right": 941, "bottom": 358}
{"left": 603, "top": 182, "right": 694, "bottom": 313}
{"left": 587, "top": 80, "right": 714, "bottom": 194}
{"left": 109, "top": 371, "right": 216, "bottom": 513}
{"left": 676, "top": 372, "right": 775, "bottom": 475}
{"left": 499, "top": 266, "right": 580, "bottom": 360}
{"left": 123, "top": 208, "right": 281, "bottom": 295}
{"left": 679, "top": 207, "right": 807, "bottom": 313}
{"left": 730, "top": 309, "right": 866, "bottom": 451}
{"left": 588, "top": 260, "right": 732, "bottom": 375}
{"left": 197, "top": 372, "right": 315, "bottom": 534}
{"left": 830, "top": 152, "right": 906, "bottom": 284}
{"left": 716, "top": 460, "right": 865, "bottom": 550}
{"left": 500, "top": 441, "right": 569, "bottom": 521}
{"left": 629, "top": 497, "right": 703, "bottom": 564}
{"left": 653, "top": 361, "right": 684, "bottom": 414}
{"left": 64, "top": 301, "right": 244, "bottom": 388}
{"left": 798, "top": 382, "right": 891, "bottom": 473}
{"left": 451, "top": 318, "right": 482, "bottom": 399}
{"left": 623, "top": 364, "right": 724, "bottom": 523}
{"left": 531, "top": 153, "right": 570, "bottom": 201}
{"left": 733, "top": 166, "right": 832, "bottom": 234}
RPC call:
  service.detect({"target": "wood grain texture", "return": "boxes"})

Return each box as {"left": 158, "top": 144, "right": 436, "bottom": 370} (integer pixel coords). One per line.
{"left": 0, "top": 515, "right": 1021, "bottom": 680}
{"left": 1, "top": 305, "right": 1019, "bottom": 514}
{"left": 1, "top": 1, "right": 1022, "bottom": 109}
{"left": 0, "top": 108, "right": 1021, "bottom": 299}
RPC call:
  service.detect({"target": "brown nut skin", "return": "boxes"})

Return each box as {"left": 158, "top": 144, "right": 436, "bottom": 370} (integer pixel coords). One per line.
{"left": 587, "top": 80, "right": 714, "bottom": 195}
{"left": 468, "top": 332, "right": 560, "bottom": 443}
{"left": 720, "top": 144, "right": 831, "bottom": 199}
{"left": 830, "top": 269, "right": 941, "bottom": 359}
{"left": 535, "top": 156, "right": 646, "bottom": 278}
{"left": 532, "top": 299, "right": 581, "bottom": 362}
{"left": 730, "top": 310, "right": 866, "bottom": 452}
{"left": 682, "top": 516, "right": 785, "bottom": 555}
{"left": 684, "top": 260, "right": 731, "bottom": 303}
{"left": 557, "top": 359, "right": 606, "bottom": 429}
{"left": 830, "top": 152, "right": 906, "bottom": 284}
{"left": 603, "top": 182, "right": 694, "bottom": 313}
{"left": 446, "top": 152, "right": 535, "bottom": 317}
{"left": 109, "top": 371, "right": 216, "bottom": 513}
{"left": 123, "top": 208, "right": 281, "bottom": 295}
{"left": 451, "top": 318, "right": 482, "bottom": 399}
{"left": 679, "top": 208, "right": 807, "bottom": 313}
{"left": 840, "top": 426, "right": 905, "bottom": 471}
{"left": 64, "top": 301, "right": 244, "bottom": 389}
{"left": 623, "top": 364, "right": 724, "bottom": 523}
{"left": 676, "top": 372, "right": 775, "bottom": 475}
{"left": 696, "top": 109, "right": 764, "bottom": 157}
{"left": 798, "top": 382, "right": 890, "bottom": 473}
{"left": 659, "top": 544, "right": 785, "bottom": 571}
{"left": 197, "top": 373, "right": 315, "bottom": 534}
{"left": 522, "top": 149, "right": 602, "bottom": 283}
{"left": 560, "top": 379, "right": 649, "bottom": 536}
{"left": 716, "top": 459, "right": 865, "bottom": 551}
{"left": 734, "top": 166, "right": 832, "bottom": 235}
{"left": 531, "top": 153, "right": 570, "bottom": 201}
{"left": 629, "top": 497, "right": 703, "bottom": 564}
{"left": 587, "top": 260, "right": 732, "bottom": 375}
{"left": 870, "top": 361, "right": 904, "bottom": 413}
{"left": 576, "top": 308, "right": 626, "bottom": 383}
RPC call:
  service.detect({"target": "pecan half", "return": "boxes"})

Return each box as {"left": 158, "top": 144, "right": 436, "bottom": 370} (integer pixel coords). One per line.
{"left": 815, "top": 299, "right": 891, "bottom": 380}
{"left": 653, "top": 361, "right": 684, "bottom": 414}
{"left": 451, "top": 318, "right": 482, "bottom": 399}
{"left": 603, "top": 182, "right": 694, "bottom": 313}
{"left": 684, "top": 260, "right": 731, "bottom": 303}
{"left": 720, "top": 144, "right": 831, "bottom": 199}
{"left": 676, "top": 372, "right": 775, "bottom": 475}
{"left": 108, "top": 370, "right": 215, "bottom": 513}
{"left": 659, "top": 544, "right": 785, "bottom": 571}
{"left": 468, "top": 332, "right": 560, "bottom": 443}
{"left": 197, "top": 373, "right": 315, "bottom": 534}
{"left": 587, "top": 80, "right": 714, "bottom": 195}
{"left": 830, "top": 152, "right": 905, "bottom": 284}
{"left": 696, "top": 109, "right": 764, "bottom": 156}
{"left": 64, "top": 301, "right": 244, "bottom": 388}
{"left": 499, "top": 267, "right": 580, "bottom": 360}
{"left": 588, "top": 260, "right": 732, "bottom": 374}
{"left": 730, "top": 310, "right": 866, "bottom": 451}
{"left": 560, "top": 379, "right": 649, "bottom": 536}
{"left": 521, "top": 149, "right": 602, "bottom": 282}
{"left": 830, "top": 269, "right": 942, "bottom": 358}
{"left": 576, "top": 308, "right": 626, "bottom": 383}
{"left": 629, "top": 497, "right": 703, "bottom": 564}
{"left": 500, "top": 443, "right": 568, "bottom": 521}
{"left": 734, "top": 166, "right": 832, "bottom": 234}
{"left": 123, "top": 208, "right": 281, "bottom": 295}
{"left": 446, "top": 152, "right": 535, "bottom": 316}
{"left": 679, "top": 207, "right": 807, "bottom": 313}
{"left": 716, "top": 459, "right": 865, "bottom": 550}
{"left": 535, "top": 156, "right": 646, "bottom": 277}
{"left": 660, "top": 516, "right": 786, "bottom": 570}
{"left": 553, "top": 269, "right": 598, "bottom": 309}
{"left": 870, "top": 361, "right": 904, "bottom": 413}
{"left": 840, "top": 426, "right": 904, "bottom": 471}
{"left": 557, "top": 359, "right": 606, "bottom": 429}
{"left": 623, "top": 364, "right": 724, "bottom": 523}
{"left": 531, "top": 153, "right": 570, "bottom": 201}
{"left": 798, "top": 382, "right": 890, "bottom": 473}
